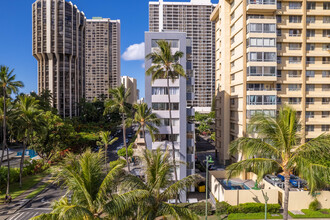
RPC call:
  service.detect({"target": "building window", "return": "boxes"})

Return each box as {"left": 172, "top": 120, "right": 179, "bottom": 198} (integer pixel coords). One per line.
{"left": 324, "top": 16, "right": 330, "bottom": 23}
{"left": 323, "top": 30, "right": 330, "bottom": 37}
{"left": 307, "top": 30, "right": 315, "bottom": 37}
{"left": 247, "top": 110, "right": 276, "bottom": 119}
{"left": 307, "top": 2, "right": 316, "bottom": 9}
{"left": 322, "top": 111, "right": 330, "bottom": 118}
{"left": 289, "top": 29, "right": 302, "bottom": 37}
{"left": 289, "top": 57, "right": 301, "bottom": 64}
{"left": 306, "top": 70, "right": 315, "bottom": 77}
{"left": 152, "top": 87, "right": 179, "bottom": 95}
{"left": 289, "top": 2, "right": 302, "bottom": 9}
{"left": 231, "top": 86, "right": 235, "bottom": 93}
{"left": 306, "top": 97, "right": 314, "bottom": 104}
{"left": 277, "top": 56, "right": 281, "bottom": 64}
{"left": 154, "top": 134, "right": 179, "bottom": 142}
{"left": 276, "top": 84, "right": 282, "bottom": 91}
{"left": 247, "top": 95, "right": 277, "bottom": 105}
{"left": 277, "top": 43, "right": 282, "bottom": 50}
{"left": 306, "top": 125, "right": 314, "bottom": 132}
{"left": 322, "top": 71, "right": 330, "bottom": 78}
{"left": 289, "top": 97, "right": 301, "bottom": 104}
{"left": 324, "top": 2, "right": 330, "bottom": 10}
{"left": 306, "top": 111, "right": 314, "bottom": 118}
{"left": 289, "top": 16, "right": 302, "bottom": 23}
{"left": 323, "top": 57, "right": 330, "bottom": 64}
{"left": 277, "top": 29, "right": 282, "bottom": 36}
{"left": 230, "top": 123, "right": 235, "bottom": 130}
{"left": 247, "top": 66, "right": 276, "bottom": 76}
{"left": 160, "top": 118, "right": 179, "bottom": 126}
{"left": 152, "top": 103, "right": 179, "bottom": 111}
{"left": 322, "top": 98, "right": 330, "bottom": 104}
{"left": 306, "top": 43, "right": 315, "bottom": 51}
{"left": 289, "top": 70, "right": 301, "bottom": 77}
{"left": 322, "top": 125, "right": 330, "bottom": 131}
{"left": 322, "top": 44, "right": 330, "bottom": 51}
{"left": 277, "top": 1, "right": 282, "bottom": 9}
{"left": 306, "top": 16, "right": 315, "bottom": 24}
{"left": 230, "top": 98, "right": 235, "bottom": 105}
{"left": 248, "top": 38, "right": 276, "bottom": 47}
{"left": 276, "top": 15, "right": 282, "bottom": 23}
{"left": 231, "top": 73, "right": 235, "bottom": 80}
{"left": 288, "top": 84, "right": 301, "bottom": 91}
{"left": 289, "top": 43, "right": 301, "bottom": 50}
{"left": 306, "top": 57, "right": 315, "bottom": 64}
{"left": 322, "top": 84, "right": 330, "bottom": 91}
{"left": 306, "top": 84, "right": 315, "bottom": 91}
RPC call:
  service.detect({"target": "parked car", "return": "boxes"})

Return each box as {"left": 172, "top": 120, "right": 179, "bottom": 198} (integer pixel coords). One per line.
{"left": 264, "top": 174, "right": 282, "bottom": 185}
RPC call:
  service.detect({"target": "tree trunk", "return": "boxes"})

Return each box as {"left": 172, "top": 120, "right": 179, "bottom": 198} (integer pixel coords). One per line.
{"left": 105, "top": 144, "right": 108, "bottom": 172}
{"left": 122, "top": 114, "right": 130, "bottom": 172}
{"left": 0, "top": 88, "right": 7, "bottom": 168}
{"left": 283, "top": 171, "right": 290, "bottom": 220}
{"left": 6, "top": 143, "right": 10, "bottom": 195}
{"left": 19, "top": 140, "right": 27, "bottom": 188}
{"left": 142, "top": 125, "right": 147, "bottom": 149}
{"left": 167, "top": 77, "right": 178, "bottom": 204}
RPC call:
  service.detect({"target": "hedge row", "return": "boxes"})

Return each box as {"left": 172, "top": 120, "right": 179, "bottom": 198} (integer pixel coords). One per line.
{"left": 216, "top": 202, "right": 281, "bottom": 215}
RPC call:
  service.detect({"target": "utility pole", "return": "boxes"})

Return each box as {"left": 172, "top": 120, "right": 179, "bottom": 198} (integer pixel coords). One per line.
{"left": 205, "top": 155, "right": 214, "bottom": 220}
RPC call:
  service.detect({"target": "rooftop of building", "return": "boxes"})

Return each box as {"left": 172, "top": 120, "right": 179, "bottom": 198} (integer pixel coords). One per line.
{"left": 149, "top": 0, "right": 216, "bottom": 6}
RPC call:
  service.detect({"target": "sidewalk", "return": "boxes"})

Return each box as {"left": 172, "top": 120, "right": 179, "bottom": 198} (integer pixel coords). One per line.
{"left": 0, "top": 174, "right": 53, "bottom": 217}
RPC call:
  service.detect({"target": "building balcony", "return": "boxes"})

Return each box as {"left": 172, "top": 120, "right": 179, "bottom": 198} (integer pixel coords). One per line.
{"left": 247, "top": 0, "right": 276, "bottom": 12}
{"left": 187, "top": 107, "right": 195, "bottom": 117}
{"left": 187, "top": 123, "right": 195, "bottom": 132}
{"left": 187, "top": 77, "right": 195, "bottom": 86}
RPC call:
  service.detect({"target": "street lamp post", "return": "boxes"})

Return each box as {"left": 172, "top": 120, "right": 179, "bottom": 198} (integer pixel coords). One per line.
{"left": 205, "top": 155, "right": 214, "bottom": 220}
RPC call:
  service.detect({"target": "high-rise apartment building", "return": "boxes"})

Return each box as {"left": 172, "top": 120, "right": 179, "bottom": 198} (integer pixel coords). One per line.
{"left": 85, "top": 17, "right": 121, "bottom": 101}
{"left": 211, "top": 0, "right": 330, "bottom": 164}
{"left": 149, "top": 0, "right": 216, "bottom": 112}
{"left": 121, "top": 76, "right": 138, "bottom": 105}
{"left": 145, "top": 32, "right": 196, "bottom": 201}
{"left": 32, "top": 0, "right": 86, "bottom": 117}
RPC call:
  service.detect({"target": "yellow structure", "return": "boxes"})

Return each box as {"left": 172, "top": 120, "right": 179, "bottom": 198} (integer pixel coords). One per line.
{"left": 211, "top": 0, "right": 330, "bottom": 164}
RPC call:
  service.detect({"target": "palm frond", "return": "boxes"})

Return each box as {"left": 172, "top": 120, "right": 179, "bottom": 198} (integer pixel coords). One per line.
{"left": 158, "top": 202, "right": 199, "bottom": 220}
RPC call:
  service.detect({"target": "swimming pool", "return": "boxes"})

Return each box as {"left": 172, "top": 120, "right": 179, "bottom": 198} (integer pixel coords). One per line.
{"left": 220, "top": 180, "right": 250, "bottom": 190}
{"left": 16, "top": 149, "right": 38, "bottom": 158}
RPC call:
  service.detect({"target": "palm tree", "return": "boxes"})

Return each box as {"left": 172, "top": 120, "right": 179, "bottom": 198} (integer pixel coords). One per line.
{"left": 13, "top": 95, "right": 43, "bottom": 188}
{"left": 98, "top": 131, "right": 118, "bottom": 170}
{"left": 0, "top": 65, "right": 23, "bottom": 196}
{"left": 226, "top": 107, "right": 330, "bottom": 220}
{"left": 104, "top": 85, "right": 132, "bottom": 171}
{"left": 121, "top": 147, "right": 202, "bottom": 220}
{"left": 128, "top": 103, "right": 160, "bottom": 148}
{"left": 31, "top": 149, "right": 147, "bottom": 220}
{"left": 145, "top": 40, "right": 186, "bottom": 183}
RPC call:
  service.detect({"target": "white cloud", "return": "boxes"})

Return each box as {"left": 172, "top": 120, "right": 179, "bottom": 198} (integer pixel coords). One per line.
{"left": 141, "top": 63, "right": 145, "bottom": 69}
{"left": 122, "top": 42, "right": 145, "bottom": 61}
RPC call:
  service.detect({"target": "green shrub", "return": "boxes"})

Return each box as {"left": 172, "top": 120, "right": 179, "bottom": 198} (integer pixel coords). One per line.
{"left": 226, "top": 203, "right": 280, "bottom": 214}
{"left": 117, "top": 144, "right": 133, "bottom": 157}
{"left": 216, "top": 201, "right": 231, "bottom": 215}
{"left": 309, "top": 199, "right": 320, "bottom": 211}
{"left": 188, "top": 202, "right": 212, "bottom": 216}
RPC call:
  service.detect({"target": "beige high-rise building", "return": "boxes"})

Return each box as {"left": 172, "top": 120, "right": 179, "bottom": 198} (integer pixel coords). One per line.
{"left": 211, "top": 0, "right": 330, "bottom": 164}
{"left": 121, "top": 76, "right": 138, "bottom": 105}
{"left": 32, "top": 0, "right": 86, "bottom": 117}
{"left": 149, "top": 0, "right": 216, "bottom": 112}
{"left": 85, "top": 17, "right": 121, "bottom": 101}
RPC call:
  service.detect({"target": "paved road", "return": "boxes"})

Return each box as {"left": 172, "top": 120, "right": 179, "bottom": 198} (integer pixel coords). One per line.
{"left": 5, "top": 183, "right": 66, "bottom": 220}
{"left": 4, "top": 127, "right": 136, "bottom": 220}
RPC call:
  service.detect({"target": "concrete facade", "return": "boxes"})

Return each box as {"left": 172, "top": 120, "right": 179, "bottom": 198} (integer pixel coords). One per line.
{"left": 32, "top": 0, "right": 86, "bottom": 117}
{"left": 149, "top": 0, "right": 216, "bottom": 112}
{"left": 145, "top": 32, "right": 196, "bottom": 200}
{"left": 211, "top": 0, "right": 330, "bottom": 164}
{"left": 85, "top": 17, "right": 120, "bottom": 101}
{"left": 121, "top": 76, "right": 138, "bottom": 105}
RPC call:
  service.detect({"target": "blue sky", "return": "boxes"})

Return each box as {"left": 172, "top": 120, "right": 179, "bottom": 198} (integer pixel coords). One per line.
{"left": 0, "top": 0, "right": 218, "bottom": 98}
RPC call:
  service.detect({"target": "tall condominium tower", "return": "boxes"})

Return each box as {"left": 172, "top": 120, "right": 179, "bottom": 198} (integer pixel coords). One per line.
{"left": 145, "top": 32, "right": 196, "bottom": 201}
{"left": 211, "top": 0, "right": 330, "bottom": 164}
{"left": 149, "top": 0, "right": 216, "bottom": 112}
{"left": 32, "top": 0, "right": 86, "bottom": 117}
{"left": 85, "top": 17, "right": 121, "bottom": 101}
{"left": 121, "top": 76, "right": 138, "bottom": 105}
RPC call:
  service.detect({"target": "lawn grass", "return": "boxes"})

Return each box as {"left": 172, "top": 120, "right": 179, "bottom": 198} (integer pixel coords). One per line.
{"left": 228, "top": 212, "right": 283, "bottom": 219}
{"left": 0, "top": 169, "right": 51, "bottom": 203}
{"left": 289, "top": 209, "right": 330, "bottom": 218}
{"left": 25, "top": 183, "right": 48, "bottom": 199}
